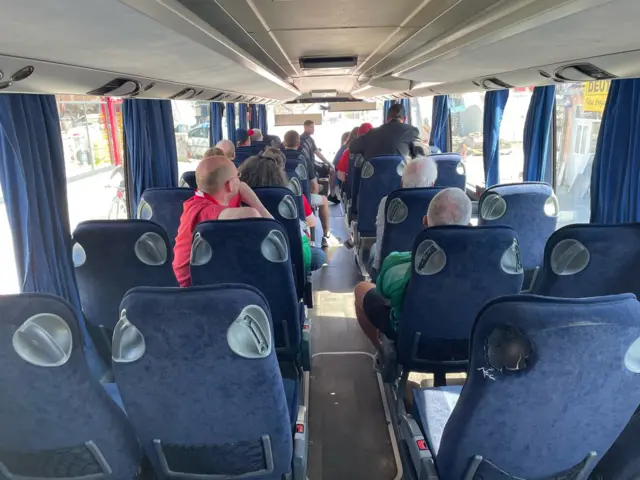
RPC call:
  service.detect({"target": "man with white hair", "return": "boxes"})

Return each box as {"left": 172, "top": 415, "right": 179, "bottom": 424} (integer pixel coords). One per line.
{"left": 215, "top": 139, "right": 236, "bottom": 160}
{"left": 370, "top": 156, "right": 438, "bottom": 274}
{"left": 354, "top": 187, "right": 472, "bottom": 348}
{"left": 251, "top": 128, "right": 264, "bottom": 142}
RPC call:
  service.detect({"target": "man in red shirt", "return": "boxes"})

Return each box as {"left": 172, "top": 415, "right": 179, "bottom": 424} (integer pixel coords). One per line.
{"left": 173, "top": 155, "right": 272, "bottom": 287}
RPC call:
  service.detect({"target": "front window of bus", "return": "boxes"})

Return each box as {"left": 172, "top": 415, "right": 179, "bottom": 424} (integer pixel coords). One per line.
{"left": 451, "top": 92, "right": 486, "bottom": 188}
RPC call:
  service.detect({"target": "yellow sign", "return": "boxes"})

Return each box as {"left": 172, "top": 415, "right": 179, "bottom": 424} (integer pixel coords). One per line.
{"left": 584, "top": 80, "right": 610, "bottom": 114}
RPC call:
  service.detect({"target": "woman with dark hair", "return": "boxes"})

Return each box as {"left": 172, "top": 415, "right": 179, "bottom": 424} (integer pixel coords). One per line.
{"left": 333, "top": 130, "right": 354, "bottom": 167}
{"left": 239, "top": 149, "right": 326, "bottom": 271}
{"left": 337, "top": 123, "right": 374, "bottom": 182}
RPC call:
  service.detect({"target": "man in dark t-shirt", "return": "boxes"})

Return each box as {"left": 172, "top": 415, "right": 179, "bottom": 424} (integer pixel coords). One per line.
{"left": 301, "top": 120, "right": 340, "bottom": 206}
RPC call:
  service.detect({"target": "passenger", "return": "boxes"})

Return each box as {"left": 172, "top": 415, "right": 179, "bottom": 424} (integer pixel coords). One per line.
{"left": 354, "top": 188, "right": 472, "bottom": 348}
{"left": 337, "top": 123, "right": 374, "bottom": 183}
{"left": 236, "top": 128, "right": 254, "bottom": 148}
{"left": 215, "top": 139, "right": 236, "bottom": 160}
{"left": 369, "top": 156, "right": 438, "bottom": 274}
{"left": 301, "top": 120, "right": 341, "bottom": 205}
{"left": 173, "top": 155, "right": 273, "bottom": 287}
{"left": 283, "top": 130, "right": 336, "bottom": 248}
{"left": 203, "top": 147, "right": 226, "bottom": 158}
{"left": 238, "top": 148, "right": 326, "bottom": 271}
{"left": 333, "top": 130, "right": 352, "bottom": 168}
{"left": 251, "top": 128, "right": 263, "bottom": 142}
{"left": 350, "top": 103, "right": 424, "bottom": 159}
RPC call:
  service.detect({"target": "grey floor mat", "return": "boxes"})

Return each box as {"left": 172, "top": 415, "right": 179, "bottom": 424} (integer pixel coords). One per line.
{"left": 308, "top": 354, "right": 397, "bottom": 480}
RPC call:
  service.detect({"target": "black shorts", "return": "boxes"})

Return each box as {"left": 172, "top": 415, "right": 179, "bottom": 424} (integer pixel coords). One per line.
{"left": 363, "top": 288, "right": 396, "bottom": 340}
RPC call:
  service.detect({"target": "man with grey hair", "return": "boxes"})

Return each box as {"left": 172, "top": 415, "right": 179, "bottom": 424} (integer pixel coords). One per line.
{"left": 251, "top": 128, "right": 263, "bottom": 142}
{"left": 370, "top": 155, "right": 439, "bottom": 273}
{"left": 215, "top": 139, "right": 236, "bottom": 160}
{"left": 355, "top": 187, "right": 472, "bottom": 349}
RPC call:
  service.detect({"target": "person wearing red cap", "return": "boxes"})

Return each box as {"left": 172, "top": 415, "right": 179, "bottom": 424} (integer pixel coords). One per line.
{"left": 337, "top": 122, "right": 374, "bottom": 182}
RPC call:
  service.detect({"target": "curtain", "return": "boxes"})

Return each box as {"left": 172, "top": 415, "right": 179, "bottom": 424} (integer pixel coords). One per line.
{"left": 258, "top": 104, "right": 268, "bottom": 135}
{"left": 383, "top": 100, "right": 393, "bottom": 120}
{"left": 226, "top": 103, "right": 236, "bottom": 144}
{"left": 401, "top": 98, "right": 411, "bottom": 125}
{"left": 238, "top": 103, "right": 248, "bottom": 130}
{"left": 250, "top": 104, "right": 259, "bottom": 129}
{"left": 590, "top": 78, "right": 640, "bottom": 223}
{"left": 523, "top": 86, "right": 555, "bottom": 182}
{"left": 431, "top": 95, "right": 450, "bottom": 152}
{"left": 123, "top": 99, "right": 178, "bottom": 214}
{"left": 483, "top": 90, "right": 510, "bottom": 187}
{"left": 209, "top": 102, "right": 223, "bottom": 146}
{"left": 0, "top": 93, "right": 103, "bottom": 373}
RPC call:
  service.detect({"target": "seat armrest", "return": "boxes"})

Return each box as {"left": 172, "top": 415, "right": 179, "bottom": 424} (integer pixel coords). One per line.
{"left": 301, "top": 310, "right": 311, "bottom": 372}
{"left": 293, "top": 406, "right": 308, "bottom": 480}
{"left": 304, "top": 274, "right": 313, "bottom": 309}
{"left": 400, "top": 414, "right": 439, "bottom": 480}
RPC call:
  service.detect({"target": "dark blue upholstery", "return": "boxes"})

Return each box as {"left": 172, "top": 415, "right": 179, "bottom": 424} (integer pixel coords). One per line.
{"left": 418, "top": 294, "right": 640, "bottom": 479}
{"left": 348, "top": 153, "right": 365, "bottom": 215}
{"left": 532, "top": 222, "right": 640, "bottom": 298}
{"left": 380, "top": 188, "right": 444, "bottom": 263}
{"left": 0, "top": 293, "right": 142, "bottom": 479}
{"left": 72, "top": 220, "right": 177, "bottom": 361}
{"left": 431, "top": 153, "right": 466, "bottom": 190}
{"left": 398, "top": 226, "right": 524, "bottom": 371}
{"left": 283, "top": 167, "right": 308, "bottom": 222}
{"left": 235, "top": 146, "right": 255, "bottom": 167}
{"left": 114, "top": 285, "right": 293, "bottom": 480}
{"left": 138, "top": 187, "right": 195, "bottom": 246}
{"left": 254, "top": 187, "right": 307, "bottom": 301}
{"left": 357, "top": 155, "right": 404, "bottom": 237}
{"left": 251, "top": 140, "right": 268, "bottom": 154}
{"left": 190, "top": 219, "right": 302, "bottom": 360}
{"left": 179, "top": 170, "right": 196, "bottom": 189}
{"left": 478, "top": 182, "right": 558, "bottom": 271}
{"left": 285, "top": 158, "right": 311, "bottom": 202}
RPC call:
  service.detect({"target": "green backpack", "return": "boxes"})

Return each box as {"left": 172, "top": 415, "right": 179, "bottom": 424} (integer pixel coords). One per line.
{"left": 301, "top": 227, "right": 312, "bottom": 273}
{"left": 376, "top": 251, "right": 412, "bottom": 331}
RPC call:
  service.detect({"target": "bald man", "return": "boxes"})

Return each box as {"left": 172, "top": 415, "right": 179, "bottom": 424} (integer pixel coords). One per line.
{"left": 173, "top": 155, "right": 272, "bottom": 287}
{"left": 215, "top": 139, "right": 236, "bottom": 160}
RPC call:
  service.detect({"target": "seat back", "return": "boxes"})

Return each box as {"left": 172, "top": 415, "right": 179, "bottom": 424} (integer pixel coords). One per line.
{"left": 357, "top": 155, "right": 404, "bottom": 237}
{"left": 251, "top": 140, "right": 268, "bottom": 153}
{"left": 179, "top": 170, "right": 196, "bottom": 189}
{"left": 190, "top": 219, "right": 301, "bottom": 358}
{"left": 73, "top": 220, "right": 177, "bottom": 359}
{"left": 113, "top": 285, "right": 292, "bottom": 480}
{"left": 234, "top": 146, "right": 255, "bottom": 167}
{"left": 348, "top": 153, "right": 365, "bottom": 212}
{"left": 254, "top": 187, "right": 306, "bottom": 299}
{"left": 0, "top": 293, "right": 142, "bottom": 479}
{"left": 137, "top": 187, "right": 194, "bottom": 246}
{"left": 399, "top": 226, "right": 523, "bottom": 367}
{"left": 437, "top": 294, "right": 640, "bottom": 479}
{"left": 532, "top": 223, "right": 640, "bottom": 298}
{"left": 431, "top": 153, "right": 466, "bottom": 190}
{"left": 380, "top": 187, "right": 444, "bottom": 262}
{"left": 478, "top": 182, "right": 558, "bottom": 271}
{"left": 285, "top": 158, "right": 310, "bottom": 201}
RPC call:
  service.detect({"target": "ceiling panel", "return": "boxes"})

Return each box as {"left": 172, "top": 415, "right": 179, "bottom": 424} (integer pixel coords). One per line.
{"left": 296, "top": 75, "right": 359, "bottom": 92}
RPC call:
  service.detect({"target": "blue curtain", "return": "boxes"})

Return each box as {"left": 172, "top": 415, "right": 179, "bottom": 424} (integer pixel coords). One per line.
{"left": 0, "top": 94, "right": 104, "bottom": 373}
{"left": 401, "top": 98, "right": 411, "bottom": 125}
{"left": 226, "top": 103, "right": 236, "bottom": 144}
{"left": 258, "top": 104, "right": 268, "bottom": 135}
{"left": 383, "top": 100, "right": 393, "bottom": 120}
{"left": 483, "top": 90, "right": 510, "bottom": 187}
{"left": 250, "top": 104, "right": 259, "bottom": 129}
{"left": 238, "top": 103, "right": 248, "bottom": 130}
{"left": 123, "top": 99, "right": 178, "bottom": 214}
{"left": 591, "top": 79, "right": 640, "bottom": 223}
{"left": 209, "top": 102, "right": 223, "bottom": 146}
{"left": 431, "top": 95, "right": 450, "bottom": 152}
{"left": 523, "top": 86, "right": 555, "bottom": 182}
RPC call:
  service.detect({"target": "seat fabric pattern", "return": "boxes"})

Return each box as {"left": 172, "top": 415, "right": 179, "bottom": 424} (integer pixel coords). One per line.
{"left": 138, "top": 187, "right": 194, "bottom": 246}
{"left": 431, "top": 153, "right": 466, "bottom": 190}
{"left": 114, "top": 284, "right": 293, "bottom": 480}
{"left": 0, "top": 293, "right": 142, "bottom": 479}
{"left": 478, "top": 182, "right": 558, "bottom": 271}
{"left": 436, "top": 294, "right": 640, "bottom": 479}
{"left": 413, "top": 386, "right": 462, "bottom": 455}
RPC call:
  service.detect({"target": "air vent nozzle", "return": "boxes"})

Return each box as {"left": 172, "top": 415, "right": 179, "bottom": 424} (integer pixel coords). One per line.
{"left": 555, "top": 63, "right": 616, "bottom": 82}
{"left": 481, "top": 77, "right": 514, "bottom": 90}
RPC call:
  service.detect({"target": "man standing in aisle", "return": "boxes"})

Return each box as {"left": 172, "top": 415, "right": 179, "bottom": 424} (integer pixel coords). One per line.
{"left": 301, "top": 119, "right": 341, "bottom": 206}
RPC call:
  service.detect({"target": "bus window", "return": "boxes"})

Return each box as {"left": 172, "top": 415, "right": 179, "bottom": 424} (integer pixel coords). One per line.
{"left": 172, "top": 100, "right": 210, "bottom": 176}
{"left": 555, "top": 81, "right": 610, "bottom": 227}
{"left": 499, "top": 87, "right": 533, "bottom": 184}
{"left": 451, "top": 92, "right": 485, "bottom": 187}
{"left": 0, "top": 193, "right": 18, "bottom": 294}
{"left": 57, "top": 95, "right": 125, "bottom": 229}
{"left": 410, "top": 96, "right": 433, "bottom": 144}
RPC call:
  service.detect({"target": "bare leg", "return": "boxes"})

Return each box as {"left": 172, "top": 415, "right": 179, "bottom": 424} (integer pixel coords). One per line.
{"left": 319, "top": 200, "right": 330, "bottom": 236}
{"left": 354, "top": 282, "right": 381, "bottom": 348}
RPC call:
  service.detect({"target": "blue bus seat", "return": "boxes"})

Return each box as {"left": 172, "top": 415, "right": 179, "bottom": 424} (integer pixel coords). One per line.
{"left": 179, "top": 170, "right": 196, "bottom": 189}
{"left": 397, "top": 226, "right": 524, "bottom": 380}
{"left": 412, "top": 294, "right": 640, "bottom": 479}
{"left": 532, "top": 222, "right": 640, "bottom": 298}
{"left": 137, "top": 187, "right": 194, "bottom": 246}
{"left": 254, "top": 187, "right": 313, "bottom": 310}
{"left": 234, "top": 146, "right": 255, "bottom": 167}
{"left": 251, "top": 140, "right": 268, "bottom": 153}
{"left": 347, "top": 153, "right": 365, "bottom": 219}
{"left": 72, "top": 220, "right": 177, "bottom": 363}
{"left": 190, "top": 219, "right": 304, "bottom": 365}
{"left": 379, "top": 187, "right": 445, "bottom": 270}
{"left": 0, "top": 293, "right": 143, "bottom": 479}
{"left": 285, "top": 171, "right": 308, "bottom": 223}
{"left": 285, "top": 158, "right": 311, "bottom": 202}
{"left": 478, "top": 182, "right": 558, "bottom": 281}
{"left": 430, "top": 153, "right": 466, "bottom": 190}
{"left": 113, "top": 284, "right": 307, "bottom": 480}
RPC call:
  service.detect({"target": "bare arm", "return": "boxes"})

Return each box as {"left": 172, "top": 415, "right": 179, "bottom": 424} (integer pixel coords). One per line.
{"left": 310, "top": 178, "right": 320, "bottom": 194}
{"left": 314, "top": 149, "right": 330, "bottom": 164}
{"left": 218, "top": 206, "right": 261, "bottom": 220}
{"left": 237, "top": 182, "right": 273, "bottom": 218}
{"left": 306, "top": 213, "right": 317, "bottom": 228}
{"left": 338, "top": 171, "right": 347, "bottom": 182}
